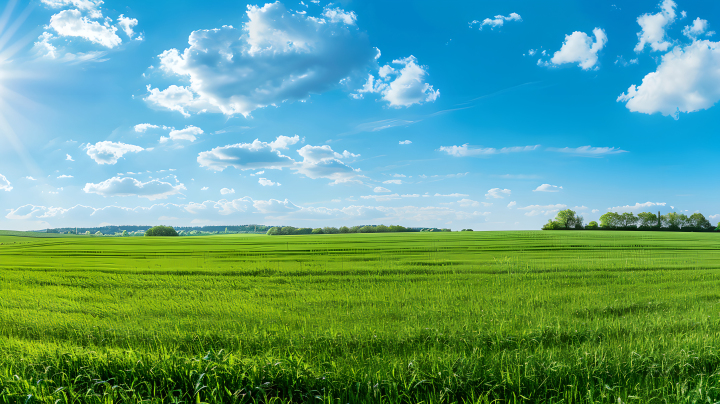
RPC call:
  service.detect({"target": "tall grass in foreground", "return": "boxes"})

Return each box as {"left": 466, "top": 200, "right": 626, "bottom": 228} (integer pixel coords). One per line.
{"left": 1, "top": 231, "right": 720, "bottom": 402}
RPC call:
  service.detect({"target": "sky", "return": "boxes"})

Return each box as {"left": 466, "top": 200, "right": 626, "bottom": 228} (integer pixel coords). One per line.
{"left": 0, "top": 0, "right": 718, "bottom": 231}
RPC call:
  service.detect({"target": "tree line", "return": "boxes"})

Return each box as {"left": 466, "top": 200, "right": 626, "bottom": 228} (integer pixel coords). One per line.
{"left": 267, "top": 225, "right": 450, "bottom": 235}
{"left": 543, "top": 209, "right": 719, "bottom": 231}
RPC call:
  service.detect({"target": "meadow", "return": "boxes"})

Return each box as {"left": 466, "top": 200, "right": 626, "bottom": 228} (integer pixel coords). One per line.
{"left": 1, "top": 230, "right": 720, "bottom": 403}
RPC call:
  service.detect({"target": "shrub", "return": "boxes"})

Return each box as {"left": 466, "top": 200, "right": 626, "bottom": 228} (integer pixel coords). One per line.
{"left": 144, "top": 226, "right": 179, "bottom": 237}
{"left": 585, "top": 221, "right": 599, "bottom": 230}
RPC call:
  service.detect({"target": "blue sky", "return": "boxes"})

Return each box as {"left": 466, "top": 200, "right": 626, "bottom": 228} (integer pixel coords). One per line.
{"left": 0, "top": 0, "right": 718, "bottom": 230}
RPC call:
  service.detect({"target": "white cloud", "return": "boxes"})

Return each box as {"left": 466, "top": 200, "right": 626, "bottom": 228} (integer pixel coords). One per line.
{"left": 220, "top": 188, "right": 235, "bottom": 195}
{"left": 533, "top": 184, "right": 563, "bottom": 192}
{"left": 297, "top": 145, "right": 359, "bottom": 163}
{"left": 149, "top": 2, "right": 375, "bottom": 117}
{"left": 401, "top": 194, "right": 419, "bottom": 198}
{"left": 608, "top": 201, "right": 666, "bottom": 211}
{"left": 485, "top": 188, "right": 511, "bottom": 199}
{"left": 438, "top": 144, "right": 538, "bottom": 157}
{"left": 435, "top": 193, "right": 469, "bottom": 197}
{"left": 117, "top": 14, "right": 138, "bottom": 38}
{"left": 160, "top": 125, "right": 203, "bottom": 143}
{"left": 457, "top": 198, "right": 480, "bottom": 207}
{"left": 550, "top": 146, "right": 628, "bottom": 156}
{"left": 57, "top": 175, "right": 74, "bottom": 179}
{"left": 258, "top": 178, "right": 280, "bottom": 186}
{"left": 134, "top": 123, "right": 159, "bottom": 133}
{"left": 399, "top": 140, "right": 412, "bottom": 145}
{"left": 41, "top": 0, "right": 102, "bottom": 11}
{"left": 383, "top": 179, "right": 402, "bottom": 184}
{"left": 361, "top": 193, "right": 401, "bottom": 202}
{"left": 507, "top": 201, "right": 517, "bottom": 208}
{"left": 24, "top": 176, "right": 37, "bottom": 181}
{"left": 0, "top": 174, "right": 12, "bottom": 191}
{"left": 374, "top": 186, "right": 391, "bottom": 193}
{"left": 201, "top": 187, "right": 209, "bottom": 191}
{"left": 144, "top": 85, "right": 213, "bottom": 117}
{"left": 354, "top": 56, "right": 439, "bottom": 107}
{"left": 618, "top": 40, "right": 720, "bottom": 118}
{"left": 469, "top": 13, "right": 522, "bottom": 30}
{"left": 49, "top": 9, "right": 122, "bottom": 48}
{"left": 250, "top": 171, "right": 265, "bottom": 176}
{"left": 635, "top": 0, "right": 677, "bottom": 52}
{"left": 269, "top": 135, "right": 300, "bottom": 150}
{"left": 709, "top": 214, "right": 720, "bottom": 220}
{"left": 83, "top": 177, "right": 186, "bottom": 200}
{"left": 592, "top": 209, "right": 600, "bottom": 213}
{"left": 393, "top": 174, "right": 407, "bottom": 178}
{"left": 550, "top": 28, "right": 607, "bottom": 70}
{"left": 294, "top": 157, "right": 362, "bottom": 185}
{"left": 198, "top": 139, "right": 296, "bottom": 171}
{"left": 519, "top": 204, "right": 567, "bottom": 217}
{"left": 322, "top": 7, "right": 357, "bottom": 25}
{"left": 254, "top": 198, "right": 301, "bottom": 214}
{"left": 683, "top": 18, "right": 708, "bottom": 38}
{"left": 85, "top": 141, "right": 144, "bottom": 165}
{"left": 66, "top": 154, "right": 74, "bottom": 161}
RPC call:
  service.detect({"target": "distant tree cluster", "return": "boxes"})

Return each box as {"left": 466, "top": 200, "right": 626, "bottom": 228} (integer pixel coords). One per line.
{"left": 144, "top": 226, "right": 179, "bottom": 237}
{"left": 543, "top": 209, "right": 719, "bottom": 232}
{"left": 267, "top": 225, "right": 433, "bottom": 235}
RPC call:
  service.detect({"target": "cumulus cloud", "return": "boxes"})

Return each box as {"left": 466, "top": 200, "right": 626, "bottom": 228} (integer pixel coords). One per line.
{"left": 258, "top": 178, "right": 280, "bottom": 186}
{"left": 297, "top": 145, "right": 359, "bottom": 163}
{"left": 635, "top": 0, "right": 677, "bottom": 52}
{"left": 85, "top": 141, "right": 144, "bottom": 164}
{"left": 383, "top": 179, "right": 402, "bottom": 184}
{"left": 66, "top": 154, "right": 74, "bottom": 161}
{"left": 134, "top": 123, "right": 159, "bottom": 133}
{"left": 435, "top": 193, "right": 469, "bottom": 197}
{"left": 617, "top": 40, "right": 720, "bottom": 118}
{"left": 485, "top": 188, "right": 511, "bottom": 199}
{"left": 608, "top": 201, "right": 667, "bottom": 211}
{"left": 57, "top": 175, "right": 74, "bottom": 179}
{"left": 41, "top": 0, "right": 102, "bottom": 12}
{"left": 148, "top": 2, "right": 376, "bottom": 117}
{"left": 438, "top": 144, "right": 539, "bottom": 157}
{"left": 469, "top": 13, "right": 522, "bottom": 30}
{"left": 49, "top": 9, "right": 122, "bottom": 48}
{"left": 683, "top": 18, "right": 709, "bottom": 38}
{"left": 160, "top": 125, "right": 203, "bottom": 143}
{"left": 399, "top": 140, "right": 412, "bottom": 145}
{"left": 353, "top": 56, "right": 439, "bottom": 107}
{"left": 550, "top": 28, "right": 607, "bottom": 70}
{"left": 198, "top": 139, "right": 296, "bottom": 171}
{"left": 294, "top": 156, "right": 362, "bottom": 185}
{"left": 507, "top": 201, "right": 517, "bottom": 208}
{"left": 220, "top": 188, "right": 235, "bottom": 195}
{"left": 269, "top": 135, "right": 301, "bottom": 150}
{"left": 550, "top": 146, "right": 628, "bottom": 156}
{"left": 83, "top": 177, "right": 186, "bottom": 200}
{"left": 0, "top": 174, "right": 12, "bottom": 191}
{"left": 117, "top": 14, "right": 139, "bottom": 38}
{"left": 533, "top": 184, "right": 563, "bottom": 192}
{"left": 457, "top": 198, "right": 480, "bottom": 207}
{"left": 374, "top": 186, "right": 391, "bottom": 193}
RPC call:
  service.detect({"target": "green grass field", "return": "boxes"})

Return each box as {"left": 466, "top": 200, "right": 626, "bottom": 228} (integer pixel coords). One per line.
{"left": 2, "top": 230, "right": 720, "bottom": 403}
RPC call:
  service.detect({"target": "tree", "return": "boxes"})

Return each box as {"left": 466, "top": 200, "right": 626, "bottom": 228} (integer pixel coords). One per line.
{"left": 85, "top": 231, "right": 91, "bottom": 235}
{"left": 547, "top": 209, "right": 583, "bottom": 230}
{"left": 323, "top": 227, "right": 339, "bottom": 234}
{"left": 688, "top": 213, "right": 712, "bottom": 230}
{"left": 266, "top": 227, "right": 279, "bottom": 235}
{"left": 311, "top": 228, "right": 324, "bottom": 234}
{"left": 585, "top": 221, "right": 599, "bottom": 230}
{"left": 357, "top": 226, "right": 376, "bottom": 233}
{"left": 122, "top": 230, "right": 128, "bottom": 237}
{"left": 144, "top": 226, "right": 179, "bottom": 237}
{"left": 95, "top": 231, "right": 102, "bottom": 236}
{"left": 599, "top": 212, "right": 622, "bottom": 229}
{"left": 339, "top": 226, "right": 350, "bottom": 234}
{"left": 461, "top": 228, "right": 474, "bottom": 231}
{"left": 637, "top": 212, "right": 659, "bottom": 228}
{"left": 375, "top": 225, "right": 389, "bottom": 233}
{"left": 662, "top": 212, "right": 688, "bottom": 230}
{"left": 619, "top": 212, "right": 638, "bottom": 228}
{"left": 542, "top": 220, "right": 563, "bottom": 230}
